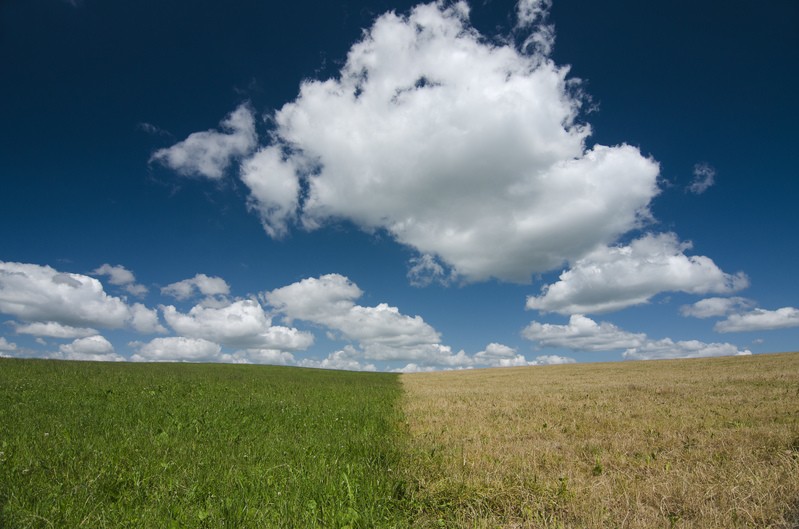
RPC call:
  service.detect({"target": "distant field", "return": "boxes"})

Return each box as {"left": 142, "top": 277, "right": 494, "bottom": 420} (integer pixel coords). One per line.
{"left": 0, "top": 360, "right": 407, "bottom": 528}
{"left": 401, "top": 352, "right": 799, "bottom": 528}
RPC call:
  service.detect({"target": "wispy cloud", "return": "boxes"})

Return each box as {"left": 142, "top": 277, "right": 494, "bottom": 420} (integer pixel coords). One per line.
{"left": 687, "top": 162, "right": 716, "bottom": 194}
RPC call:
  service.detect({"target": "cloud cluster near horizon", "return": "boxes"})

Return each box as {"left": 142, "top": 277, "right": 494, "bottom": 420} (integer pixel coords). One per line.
{"left": 0, "top": 259, "right": 795, "bottom": 367}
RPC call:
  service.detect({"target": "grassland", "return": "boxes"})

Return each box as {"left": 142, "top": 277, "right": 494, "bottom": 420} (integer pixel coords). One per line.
{"left": 3, "top": 353, "right": 798, "bottom": 528}
{"left": 0, "top": 359, "right": 408, "bottom": 528}
{"left": 400, "top": 352, "right": 799, "bottom": 528}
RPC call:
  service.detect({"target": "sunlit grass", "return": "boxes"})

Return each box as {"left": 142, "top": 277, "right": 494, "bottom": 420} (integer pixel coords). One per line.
{"left": 400, "top": 352, "right": 799, "bottom": 528}
{"left": 0, "top": 359, "right": 408, "bottom": 528}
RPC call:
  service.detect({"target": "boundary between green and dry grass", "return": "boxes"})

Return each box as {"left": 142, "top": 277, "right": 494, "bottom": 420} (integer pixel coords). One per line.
{"left": 0, "top": 359, "right": 409, "bottom": 528}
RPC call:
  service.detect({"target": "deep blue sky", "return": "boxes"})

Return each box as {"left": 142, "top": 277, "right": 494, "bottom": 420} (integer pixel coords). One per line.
{"left": 1, "top": 0, "right": 797, "bottom": 370}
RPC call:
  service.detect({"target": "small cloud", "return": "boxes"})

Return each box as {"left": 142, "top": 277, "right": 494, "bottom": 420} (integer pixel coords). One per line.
{"left": 57, "top": 335, "right": 125, "bottom": 362}
{"left": 407, "top": 254, "right": 454, "bottom": 287}
{"left": 161, "top": 273, "right": 230, "bottom": 301}
{"left": 687, "top": 162, "right": 716, "bottom": 194}
{"left": 0, "top": 336, "right": 18, "bottom": 352}
{"left": 715, "top": 306, "right": 799, "bottom": 333}
{"left": 150, "top": 103, "right": 257, "bottom": 180}
{"left": 680, "top": 297, "right": 754, "bottom": 318}
{"left": 531, "top": 354, "right": 576, "bottom": 365}
{"left": 92, "top": 263, "right": 148, "bottom": 296}
{"left": 137, "top": 122, "right": 173, "bottom": 138}
{"left": 13, "top": 321, "right": 98, "bottom": 339}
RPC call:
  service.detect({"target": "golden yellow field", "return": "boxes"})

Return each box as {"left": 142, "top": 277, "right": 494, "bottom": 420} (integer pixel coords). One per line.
{"left": 400, "top": 352, "right": 799, "bottom": 528}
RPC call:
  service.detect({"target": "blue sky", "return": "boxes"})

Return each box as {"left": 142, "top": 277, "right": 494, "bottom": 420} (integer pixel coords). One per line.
{"left": 1, "top": 0, "right": 797, "bottom": 371}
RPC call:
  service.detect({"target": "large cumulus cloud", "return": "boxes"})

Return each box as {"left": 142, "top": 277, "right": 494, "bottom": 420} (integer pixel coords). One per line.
{"left": 158, "top": 1, "right": 661, "bottom": 284}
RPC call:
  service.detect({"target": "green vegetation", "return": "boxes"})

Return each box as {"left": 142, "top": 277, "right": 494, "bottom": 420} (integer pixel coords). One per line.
{"left": 0, "top": 359, "right": 408, "bottom": 528}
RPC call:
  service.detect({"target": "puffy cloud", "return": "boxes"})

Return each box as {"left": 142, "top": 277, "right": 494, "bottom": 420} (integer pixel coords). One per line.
{"left": 0, "top": 336, "right": 17, "bottom": 351}
{"left": 130, "top": 303, "right": 168, "bottom": 334}
{"left": 523, "top": 314, "right": 645, "bottom": 351}
{"left": 526, "top": 233, "right": 748, "bottom": 314}
{"left": 680, "top": 297, "right": 754, "bottom": 318}
{"left": 13, "top": 321, "right": 98, "bottom": 339}
{"left": 715, "top": 307, "right": 799, "bottom": 333}
{"left": 131, "top": 337, "right": 223, "bottom": 362}
{"left": 92, "top": 263, "right": 148, "bottom": 296}
{"left": 239, "top": 146, "right": 302, "bottom": 238}
{"left": 157, "top": 2, "right": 661, "bottom": 283}
{"left": 623, "top": 340, "right": 751, "bottom": 361}
{"left": 265, "top": 274, "right": 441, "bottom": 352}
{"left": 474, "top": 342, "right": 531, "bottom": 367}
{"left": 0, "top": 261, "right": 156, "bottom": 331}
{"left": 161, "top": 273, "right": 230, "bottom": 300}
{"left": 150, "top": 103, "right": 257, "bottom": 179}
{"left": 161, "top": 299, "right": 313, "bottom": 351}
{"left": 524, "top": 314, "right": 750, "bottom": 361}
{"left": 57, "top": 335, "right": 125, "bottom": 362}
{"left": 687, "top": 162, "right": 716, "bottom": 194}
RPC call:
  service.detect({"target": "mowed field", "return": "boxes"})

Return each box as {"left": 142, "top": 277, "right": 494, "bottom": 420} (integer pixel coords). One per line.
{"left": 2, "top": 353, "right": 798, "bottom": 528}
{"left": 401, "top": 352, "right": 799, "bottom": 528}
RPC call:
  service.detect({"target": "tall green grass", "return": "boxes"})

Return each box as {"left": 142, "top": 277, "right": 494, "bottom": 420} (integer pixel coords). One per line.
{"left": 0, "top": 359, "right": 409, "bottom": 528}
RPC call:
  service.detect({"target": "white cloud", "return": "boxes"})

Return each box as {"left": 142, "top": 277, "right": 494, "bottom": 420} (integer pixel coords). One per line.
{"left": 265, "top": 274, "right": 440, "bottom": 350}
{"left": 130, "top": 303, "right": 168, "bottom": 334}
{"left": 92, "top": 263, "right": 148, "bottom": 296}
{"left": 299, "top": 346, "right": 378, "bottom": 372}
{"left": 523, "top": 314, "right": 645, "bottom": 351}
{"left": 265, "top": 274, "right": 486, "bottom": 367}
{"left": 531, "top": 354, "right": 576, "bottom": 365}
{"left": 131, "top": 337, "right": 224, "bottom": 362}
{"left": 161, "top": 299, "right": 313, "bottom": 351}
{"left": 623, "top": 339, "right": 751, "bottom": 361}
{"left": 715, "top": 307, "right": 799, "bottom": 333}
{"left": 680, "top": 297, "right": 754, "bottom": 318}
{"left": 474, "top": 342, "right": 531, "bottom": 367}
{"left": 156, "top": 2, "right": 662, "bottom": 283}
{"left": 407, "top": 254, "right": 454, "bottom": 287}
{"left": 239, "top": 146, "right": 302, "bottom": 238}
{"left": 526, "top": 233, "right": 748, "bottom": 314}
{"left": 150, "top": 103, "right": 257, "bottom": 179}
{"left": 236, "top": 348, "right": 297, "bottom": 366}
{"left": 687, "top": 162, "right": 716, "bottom": 194}
{"left": 57, "top": 335, "right": 125, "bottom": 362}
{"left": 13, "top": 321, "right": 99, "bottom": 339}
{"left": 0, "top": 261, "right": 159, "bottom": 332}
{"left": 516, "top": 0, "right": 551, "bottom": 28}
{"left": 0, "top": 336, "right": 17, "bottom": 351}
{"left": 523, "top": 314, "right": 750, "bottom": 361}
{"left": 161, "top": 273, "right": 231, "bottom": 300}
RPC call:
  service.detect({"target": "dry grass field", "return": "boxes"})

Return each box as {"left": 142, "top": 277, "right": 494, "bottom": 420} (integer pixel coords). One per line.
{"left": 400, "top": 352, "right": 799, "bottom": 528}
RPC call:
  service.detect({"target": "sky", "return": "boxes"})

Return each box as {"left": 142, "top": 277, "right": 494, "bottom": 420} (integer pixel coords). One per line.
{"left": 1, "top": 0, "right": 797, "bottom": 371}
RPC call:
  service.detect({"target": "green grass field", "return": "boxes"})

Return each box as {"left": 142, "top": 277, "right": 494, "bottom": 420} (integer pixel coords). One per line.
{"left": 2, "top": 353, "right": 798, "bottom": 528}
{"left": 0, "top": 359, "right": 407, "bottom": 528}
